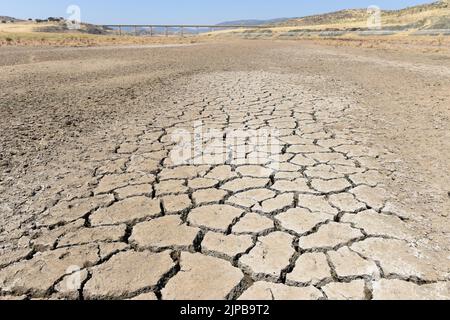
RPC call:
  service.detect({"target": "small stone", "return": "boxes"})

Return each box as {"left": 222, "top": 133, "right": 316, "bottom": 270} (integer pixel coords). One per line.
{"left": 202, "top": 233, "right": 254, "bottom": 260}
{"left": 188, "top": 205, "right": 244, "bottom": 232}
{"left": 84, "top": 251, "right": 174, "bottom": 299}
{"left": 162, "top": 253, "right": 244, "bottom": 300}
{"left": 298, "top": 222, "right": 363, "bottom": 249}
{"left": 90, "top": 197, "right": 161, "bottom": 226}
{"left": 162, "top": 194, "right": 192, "bottom": 214}
{"left": 131, "top": 216, "right": 199, "bottom": 250}
{"left": 239, "top": 232, "right": 295, "bottom": 280}
{"left": 286, "top": 253, "right": 331, "bottom": 285}
{"left": 233, "top": 213, "right": 274, "bottom": 234}
{"left": 276, "top": 208, "right": 332, "bottom": 235}
{"left": 192, "top": 188, "right": 228, "bottom": 205}
{"left": 239, "top": 282, "right": 323, "bottom": 300}
{"left": 322, "top": 280, "right": 367, "bottom": 300}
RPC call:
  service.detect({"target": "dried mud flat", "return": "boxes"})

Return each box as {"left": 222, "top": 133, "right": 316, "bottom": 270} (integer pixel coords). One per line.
{"left": 0, "top": 40, "right": 449, "bottom": 300}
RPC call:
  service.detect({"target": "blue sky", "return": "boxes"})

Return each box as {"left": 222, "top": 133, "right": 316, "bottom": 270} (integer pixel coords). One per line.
{"left": 0, "top": 0, "right": 434, "bottom": 24}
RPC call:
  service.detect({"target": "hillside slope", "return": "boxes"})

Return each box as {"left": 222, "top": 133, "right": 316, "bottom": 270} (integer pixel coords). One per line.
{"left": 278, "top": 1, "right": 449, "bottom": 30}
{"left": 0, "top": 20, "right": 109, "bottom": 35}
{"left": 0, "top": 16, "right": 24, "bottom": 23}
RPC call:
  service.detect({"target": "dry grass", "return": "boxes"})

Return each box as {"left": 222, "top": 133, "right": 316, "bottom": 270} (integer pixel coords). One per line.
{"left": 305, "top": 35, "right": 450, "bottom": 54}
{"left": 0, "top": 25, "right": 200, "bottom": 47}
{"left": 207, "top": 2, "right": 449, "bottom": 54}
{"left": 0, "top": 21, "right": 204, "bottom": 47}
{"left": 210, "top": 1, "right": 449, "bottom": 44}
{"left": 0, "top": 21, "right": 54, "bottom": 33}
{"left": 278, "top": 1, "right": 449, "bottom": 30}
{"left": 0, "top": 32, "right": 198, "bottom": 47}
{"left": 205, "top": 31, "right": 450, "bottom": 54}
{"left": 1, "top": 2, "right": 448, "bottom": 48}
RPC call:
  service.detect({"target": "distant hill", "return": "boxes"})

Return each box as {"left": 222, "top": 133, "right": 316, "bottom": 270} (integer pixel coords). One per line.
{"left": 0, "top": 16, "right": 24, "bottom": 23}
{"left": 0, "top": 18, "right": 109, "bottom": 35}
{"left": 277, "top": 1, "right": 449, "bottom": 30}
{"left": 214, "top": 1, "right": 449, "bottom": 32}
{"left": 35, "top": 21, "right": 109, "bottom": 34}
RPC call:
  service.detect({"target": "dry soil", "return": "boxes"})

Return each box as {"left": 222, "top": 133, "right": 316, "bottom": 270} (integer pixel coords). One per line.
{"left": 0, "top": 40, "right": 449, "bottom": 300}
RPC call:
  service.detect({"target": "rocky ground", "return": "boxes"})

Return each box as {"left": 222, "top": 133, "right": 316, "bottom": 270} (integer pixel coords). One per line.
{"left": 0, "top": 40, "right": 449, "bottom": 300}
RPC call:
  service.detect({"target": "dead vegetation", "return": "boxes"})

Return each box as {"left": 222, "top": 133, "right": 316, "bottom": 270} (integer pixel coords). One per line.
{"left": 278, "top": 1, "right": 449, "bottom": 31}
{"left": 0, "top": 20, "right": 199, "bottom": 47}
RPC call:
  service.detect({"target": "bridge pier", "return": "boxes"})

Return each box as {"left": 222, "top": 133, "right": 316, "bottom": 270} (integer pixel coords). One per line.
{"left": 103, "top": 24, "right": 272, "bottom": 38}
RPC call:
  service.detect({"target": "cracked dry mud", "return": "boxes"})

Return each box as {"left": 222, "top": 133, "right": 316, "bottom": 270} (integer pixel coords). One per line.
{"left": 1, "top": 41, "right": 449, "bottom": 300}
